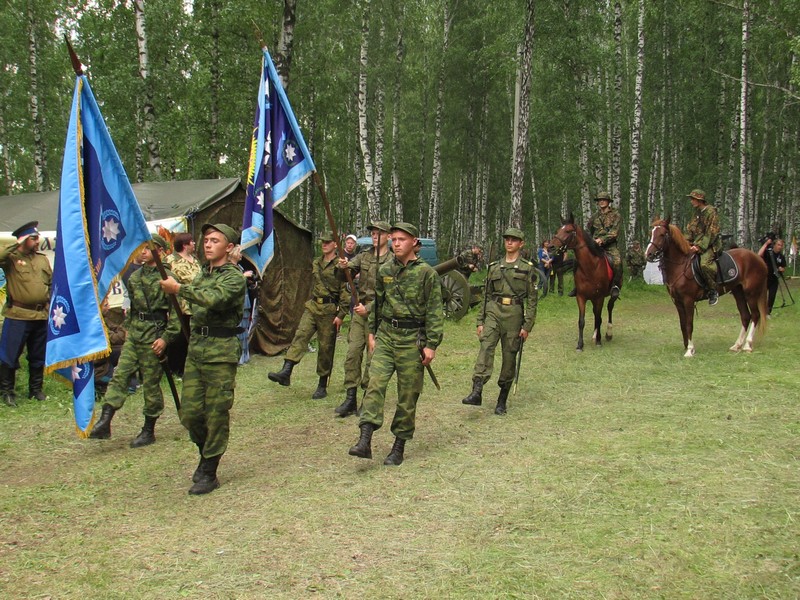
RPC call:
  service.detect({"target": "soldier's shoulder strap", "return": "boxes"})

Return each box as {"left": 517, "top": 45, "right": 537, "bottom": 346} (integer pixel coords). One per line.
{"left": 521, "top": 259, "right": 535, "bottom": 268}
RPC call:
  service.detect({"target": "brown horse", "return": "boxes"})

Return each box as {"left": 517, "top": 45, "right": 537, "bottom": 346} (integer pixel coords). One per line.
{"left": 551, "top": 214, "right": 619, "bottom": 351}
{"left": 645, "top": 217, "right": 768, "bottom": 357}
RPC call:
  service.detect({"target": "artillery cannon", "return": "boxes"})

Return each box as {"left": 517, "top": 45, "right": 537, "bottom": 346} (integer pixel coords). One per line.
{"left": 433, "top": 254, "right": 482, "bottom": 321}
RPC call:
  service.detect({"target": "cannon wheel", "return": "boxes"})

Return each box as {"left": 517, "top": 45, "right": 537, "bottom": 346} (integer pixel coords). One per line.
{"left": 441, "top": 271, "right": 470, "bottom": 321}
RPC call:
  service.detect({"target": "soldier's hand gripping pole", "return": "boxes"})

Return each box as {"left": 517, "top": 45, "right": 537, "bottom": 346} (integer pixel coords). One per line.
{"left": 513, "top": 339, "right": 524, "bottom": 396}
{"left": 150, "top": 242, "right": 191, "bottom": 342}
{"left": 313, "top": 172, "right": 360, "bottom": 305}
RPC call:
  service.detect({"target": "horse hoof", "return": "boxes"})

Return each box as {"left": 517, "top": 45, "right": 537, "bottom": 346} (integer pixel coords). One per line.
{"left": 683, "top": 349, "right": 695, "bottom": 358}
{"left": 729, "top": 345, "right": 741, "bottom": 352}
{"left": 742, "top": 346, "right": 753, "bottom": 353}
{"left": 605, "top": 334, "right": 612, "bottom": 341}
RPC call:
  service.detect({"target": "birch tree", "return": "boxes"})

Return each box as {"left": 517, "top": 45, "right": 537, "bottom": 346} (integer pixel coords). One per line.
{"left": 610, "top": 0, "right": 622, "bottom": 204}
{"left": 133, "top": 0, "right": 161, "bottom": 179}
{"left": 274, "top": 0, "right": 296, "bottom": 90}
{"left": 26, "top": 1, "right": 47, "bottom": 191}
{"left": 627, "top": 0, "right": 645, "bottom": 238}
{"left": 735, "top": 0, "right": 750, "bottom": 244}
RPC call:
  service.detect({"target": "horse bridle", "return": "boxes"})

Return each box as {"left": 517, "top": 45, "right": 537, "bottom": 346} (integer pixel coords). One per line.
{"left": 646, "top": 223, "right": 668, "bottom": 262}
{"left": 551, "top": 226, "right": 578, "bottom": 254}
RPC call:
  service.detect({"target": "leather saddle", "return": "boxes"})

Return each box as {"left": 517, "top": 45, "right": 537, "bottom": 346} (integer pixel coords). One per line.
{"left": 692, "top": 251, "right": 738, "bottom": 286}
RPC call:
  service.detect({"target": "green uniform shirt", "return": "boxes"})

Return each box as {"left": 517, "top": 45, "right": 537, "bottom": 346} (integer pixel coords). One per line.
{"left": 339, "top": 248, "right": 392, "bottom": 309}
{"left": 478, "top": 256, "right": 538, "bottom": 332}
{"left": 685, "top": 204, "right": 721, "bottom": 254}
{"left": 125, "top": 265, "right": 181, "bottom": 345}
{"left": 308, "top": 255, "right": 350, "bottom": 320}
{"left": 369, "top": 255, "right": 444, "bottom": 350}
{"left": 0, "top": 243, "right": 52, "bottom": 320}
{"left": 178, "top": 263, "right": 246, "bottom": 363}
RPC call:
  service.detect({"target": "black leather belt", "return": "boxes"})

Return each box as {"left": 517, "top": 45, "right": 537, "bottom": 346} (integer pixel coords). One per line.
{"left": 137, "top": 311, "right": 167, "bottom": 321}
{"left": 313, "top": 296, "right": 337, "bottom": 304}
{"left": 492, "top": 295, "right": 523, "bottom": 306}
{"left": 382, "top": 317, "right": 425, "bottom": 329}
{"left": 192, "top": 326, "right": 244, "bottom": 338}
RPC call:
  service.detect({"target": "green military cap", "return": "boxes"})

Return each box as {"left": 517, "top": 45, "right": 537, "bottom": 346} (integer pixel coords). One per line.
{"left": 391, "top": 222, "right": 419, "bottom": 238}
{"left": 318, "top": 230, "right": 335, "bottom": 242}
{"left": 12, "top": 221, "right": 40, "bottom": 239}
{"left": 368, "top": 220, "right": 392, "bottom": 233}
{"left": 502, "top": 227, "right": 525, "bottom": 241}
{"left": 594, "top": 191, "right": 612, "bottom": 202}
{"left": 201, "top": 223, "right": 240, "bottom": 244}
{"left": 150, "top": 233, "right": 169, "bottom": 251}
{"left": 686, "top": 189, "right": 706, "bottom": 202}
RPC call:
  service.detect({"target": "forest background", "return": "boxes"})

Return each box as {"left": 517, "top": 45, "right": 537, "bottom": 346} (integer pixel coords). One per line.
{"left": 1, "top": 0, "right": 799, "bottom": 256}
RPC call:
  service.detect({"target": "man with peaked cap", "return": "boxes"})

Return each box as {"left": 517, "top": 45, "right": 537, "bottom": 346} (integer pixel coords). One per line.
{"left": 587, "top": 191, "right": 623, "bottom": 299}
{"left": 0, "top": 221, "right": 52, "bottom": 407}
{"left": 268, "top": 230, "right": 351, "bottom": 400}
{"left": 160, "top": 223, "right": 246, "bottom": 495}
{"left": 335, "top": 220, "right": 392, "bottom": 418}
{"left": 89, "top": 234, "right": 181, "bottom": 446}
{"left": 348, "top": 222, "right": 443, "bottom": 466}
{"left": 684, "top": 189, "right": 721, "bottom": 306}
{"left": 461, "top": 227, "right": 537, "bottom": 415}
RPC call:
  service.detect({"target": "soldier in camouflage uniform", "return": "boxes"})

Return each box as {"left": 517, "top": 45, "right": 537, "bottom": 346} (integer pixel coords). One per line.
{"left": 0, "top": 221, "right": 52, "bottom": 407}
{"left": 160, "top": 223, "right": 246, "bottom": 495}
{"left": 461, "top": 227, "right": 537, "bottom": 415}
{"left": 626, "top": 241, "right": 646, "bottom": 280}
{"left": 268, "top": 231, "right": 350, "bottom": 399}
{"left": 684, "top": 189, "right": 722, "bottom": 306}
{"left": 334, "top": 220, "right": 392, "bottom": 418}
{"left": 164, "top": 232, "right": 200, "bottom": 376}
{"left": 588, "top": 191, "right": 623, "bottom": 299}
{"left": 90, "top": 235, "right": 181, "bottom": 446}
{"left": 348, "top": 222, "right": 444, "bottom": 466}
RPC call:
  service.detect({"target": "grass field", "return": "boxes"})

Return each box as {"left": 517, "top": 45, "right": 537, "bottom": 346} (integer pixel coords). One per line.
{"left": 1, "top": 279, "right": 798, "bottom": 599}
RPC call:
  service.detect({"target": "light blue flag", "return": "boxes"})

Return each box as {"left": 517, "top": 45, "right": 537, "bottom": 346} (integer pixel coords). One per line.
{"left": 47, "top": 75, "right": 150, "bottom": 436}
{"left": 241, "top": 48, "right": 315, "bottom": 276}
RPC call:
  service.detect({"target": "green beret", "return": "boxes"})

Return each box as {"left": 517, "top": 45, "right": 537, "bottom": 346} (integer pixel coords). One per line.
{"left": 390, "top": 222, "right": 419, "bottom": 238}
{"left": 201, "top": 223, "right": 240, "bottom": 245}
{"left": 368, "top": 220, "right": 392, "bottom": 233}
{"left": 150, "top": 233, "right": 169, "bottom": 251}
{"left": 502, "top": 227, "right": 525, "bottom": 241}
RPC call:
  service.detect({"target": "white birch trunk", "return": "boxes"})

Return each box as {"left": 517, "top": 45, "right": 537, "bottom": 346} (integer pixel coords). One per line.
{"left": 627, "top": 0, "right": 645, "bottom": 239}
{"left": 27, "top": 3, "right": 47, "bottom": 191}
{"left": 209, "top": 0, "right": 220, "bottom": 177}
{"left": 611, "top": 0, "right": 622, "bottom": 204}
{"left": 391, "top": 18, "right": 404, "bottom": 222}
{"left": 134, "top": 0, "right": 162, "bottom": 179}
{"left": 275, "top": 0, "right": 297, "bottom": 90}
{"left": 736, "top": 0, "right": 750, "bottom": 245}
{"left": 357, "top": 4, "right": 380, "bottom": 220}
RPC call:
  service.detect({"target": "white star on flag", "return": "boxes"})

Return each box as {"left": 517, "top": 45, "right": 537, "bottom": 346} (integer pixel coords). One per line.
{"left": 52, "top": 305, "right": 67, "bottom": 329}
{"left": 71, "top": 364, "right": 82, "bottom": 381}
{"left": 284, "top": 143, "right": 297, "bottom": 163}
{"left": 102, "top": 218, "right": 120, "bottom": 243}
{"left": 256, "top": 191, "right": 265, "bottom": 209}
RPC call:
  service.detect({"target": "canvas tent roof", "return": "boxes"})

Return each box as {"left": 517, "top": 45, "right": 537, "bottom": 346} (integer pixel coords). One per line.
{"left": 0, "top": 178, "right": 313, "bottom": 355}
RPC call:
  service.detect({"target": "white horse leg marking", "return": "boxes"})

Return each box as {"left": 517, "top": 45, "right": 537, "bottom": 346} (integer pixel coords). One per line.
{"left": 743, "top": 321, "right": 756, "bottom": 352}
{"left": 730, "top": 325, "right": 747, "bottom": 352}
{"left": 684, "top": 338, "right": 695, "bottom": 358}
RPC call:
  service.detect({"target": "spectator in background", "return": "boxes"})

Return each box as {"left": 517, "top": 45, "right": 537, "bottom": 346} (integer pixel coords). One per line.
{"left": 537, "top": 240, "right": 553, "bottom": 298}
{"left": 164, "top": 232, "right": 200, "bottom": 376}
{"left": 758, "top": 237, "right": 786, "bottom": 316}
{"left": 344, "top": 234, "right": 359, "bottom": 260}
{"left": 549, "top": 246, "right": 565, "bottom": 296}
{"left": 626, "top": 240, "right": 646, "bottom": 281}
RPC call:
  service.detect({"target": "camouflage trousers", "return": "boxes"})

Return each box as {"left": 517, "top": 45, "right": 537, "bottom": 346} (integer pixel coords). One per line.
{"left": 698, "top": 249, "right": 718, "bottom": 289}
{"left": 103, "top": 337, "right": 165, "bottom": 417}
{"left": 179, "top": 357, "right": 237, "bottom": 459}
{"left": 359, "top": 324, "right": 424, "bottom": 440}
{"left": 285, "top": 306, "right": 338, "bottom": 377}
{"left": 473, "top": 304, "right": 524, "bottom": 387}
{"left": 343, "top": 312, "right": 373, "bottom": 390}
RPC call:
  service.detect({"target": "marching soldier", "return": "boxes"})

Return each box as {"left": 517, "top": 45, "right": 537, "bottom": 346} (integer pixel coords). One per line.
{"left": 626, "top": 240, "right": 646, "bottom": 280}
{"left": 335, "top": 220, "right": 392, "bottom": 417}
{"left": 268, "top": 231, "right": 350, "bottom": 400}
{"left": 684, "top": 189, "right": 722, "bottom": 305}
{"left": 89, "top": 235, "right": 180, "bottom": 446}
{"left": 348, "top": 222, "right": 443, "bottom": 466}
{"left": 159, "top": 223, "right": 246, "bottom": 495}
{"left": 462, "top": 227, "right": 537, "bottom": 415}
{"left": 588, "top": 191, "right": 623, "bottom": 299}
{"left": 0, "top": 221, "right": 52, "bottom": 407}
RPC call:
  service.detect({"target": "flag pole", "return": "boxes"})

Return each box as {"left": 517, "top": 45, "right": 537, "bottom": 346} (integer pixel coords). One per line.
{"left": 64, "top": 35, "right": 83, "bottom": 76}
{"left": 312, "top": 171, "right": 360, "bottom": 305}
{"left": 149, "top": 242, "right": 191, "bottom": 342}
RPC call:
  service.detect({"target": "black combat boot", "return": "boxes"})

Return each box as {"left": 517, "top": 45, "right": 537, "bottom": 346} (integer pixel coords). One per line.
{"left": 461, "top": 377, "right": 484, "bottom": 406}
{"left": 311, "top": 376, "right": 328, "bottom": 399}
{"left": 494, "top": 385, "right": 511, "bottom": 415}
{"left": 610, "top": 266, "right": 622, "bottom": 300}
{"left": 334, "top": 387, "right": 358, "bottom": 418}
{"left": 383, "top": 437, "right": 406, "bottom": 466}
{"left": 0, "top": 363, "right": 17, "bottom": 407}
{"left": 708, "top": 289, "right": 719, "bottom": 306}
{"left": 89, "top": 403, "right": 117, "bottom": 439}
{"left": 268, "top": 359, "right": 295, "bottom": 386}
{"left": 348, "top": 423, "right": 374, "bottom": 459}
{"left": 28, "top": 365, "right": 47, "bottom": 401}
{"left": 189, "top": 454, "right": 221, "bottom": 495}
{"left": 130, "top": 415, "right": 158, "bottom": 448}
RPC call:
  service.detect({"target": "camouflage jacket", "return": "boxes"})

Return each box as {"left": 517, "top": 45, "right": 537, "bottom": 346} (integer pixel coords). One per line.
{"left": 178, "top": 263, "right": 246, "bottom": 363}
{"left": 338, "top": 248, "right": 392, "bottom": 309}
{"left": 125, "top": 265, "right": 181, "bottom": 345}
{"left": 685, "top": 204, "right": 721, "bottom": 254}
{"left": 369, "top": 255, "right": 444, "bottom": 350}
{"left": 626, "top": 248, "right": 646, "bottom": 269}
{"left": 0, "top": 242, "right": 52, "bottom": 320}
{"left": 478, "top": 256, "right": 538, "bottom": 332}
{"left": 588, "top": 208, "right": 621, "bottom": 249}
{"left": 164, "top": 253, "right": 201, "bottom": 315}
{"left": 308, "top": 255, "right": 351, "bottom": 320}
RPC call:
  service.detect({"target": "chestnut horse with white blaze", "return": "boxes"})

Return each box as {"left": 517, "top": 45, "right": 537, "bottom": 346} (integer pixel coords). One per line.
{"left": 645, "top": 217, "right": 768, "bottom": 357}
{"left": 551, "top": 213, "right": 619, "bottom": 351}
